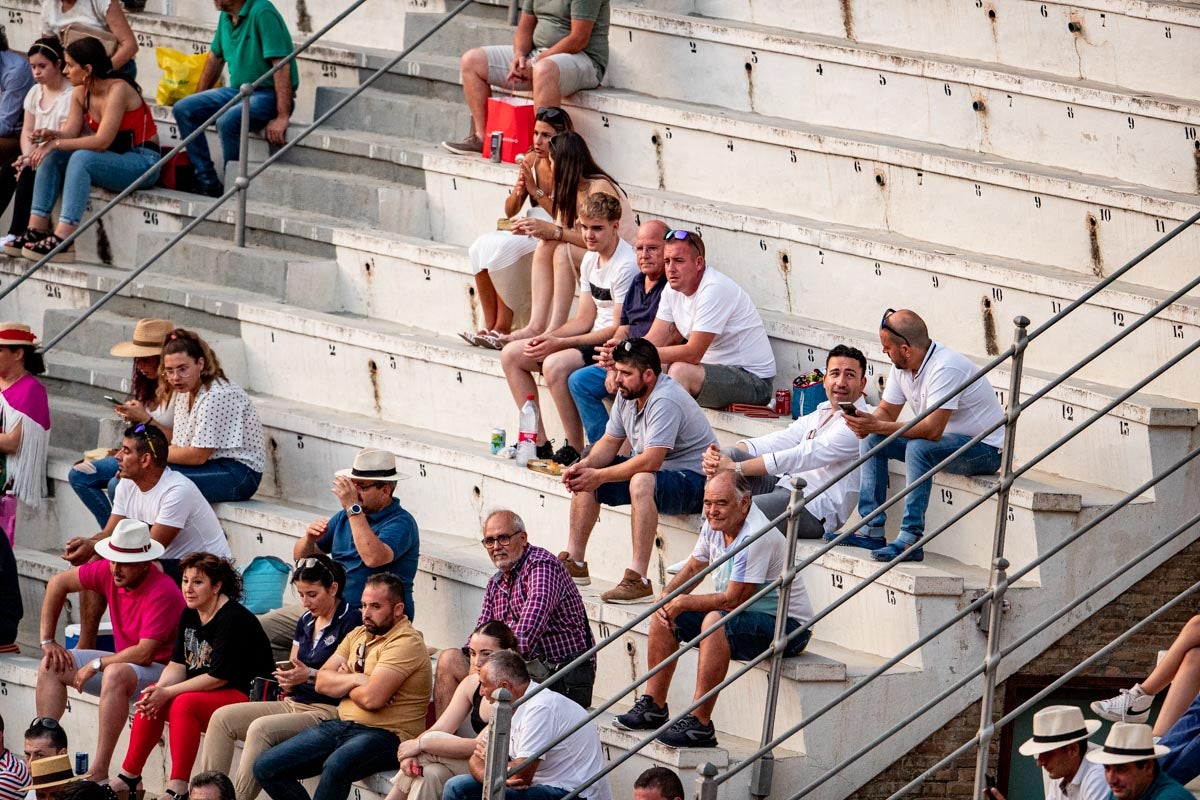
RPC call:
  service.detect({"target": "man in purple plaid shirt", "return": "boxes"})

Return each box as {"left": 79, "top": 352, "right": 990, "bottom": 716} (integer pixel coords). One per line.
{"left": 434, "top": 509, "right": 595, "bottom": 713}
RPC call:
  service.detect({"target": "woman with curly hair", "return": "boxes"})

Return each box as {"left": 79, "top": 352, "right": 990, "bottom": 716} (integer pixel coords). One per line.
{"left": 110, "top": 553, "right": 274, "bottom": 800}
{"left": 160, "top": 328, "right": 266, "bottom": 503}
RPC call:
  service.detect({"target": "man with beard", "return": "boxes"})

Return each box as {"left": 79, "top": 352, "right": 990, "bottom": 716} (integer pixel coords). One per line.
{"left": 560, "top": 337, "right": 715, "bottom": 604}
{"left": 253, "top": 574, "right": 431, "bottom": 800}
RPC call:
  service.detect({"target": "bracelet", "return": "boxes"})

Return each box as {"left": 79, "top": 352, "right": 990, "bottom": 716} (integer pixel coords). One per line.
{"left": 534, "top": 188, "right": 545, "bottom": 199}
{"left": 554, "top": 225, "right": 563, "bottom": 241}
{"left": 40, "top": 639, "right": 54, "bottom": 646}
{"left": 417, "top": 736, "right": 423, "bottom": 754}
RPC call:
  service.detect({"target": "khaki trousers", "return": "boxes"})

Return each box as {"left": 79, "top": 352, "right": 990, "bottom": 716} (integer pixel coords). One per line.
{"left": 389, "top": 731, "right": 472, "bottom": 800}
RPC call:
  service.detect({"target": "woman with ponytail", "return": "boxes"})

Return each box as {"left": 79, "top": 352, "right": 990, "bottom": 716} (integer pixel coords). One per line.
{"left": 11, "top": 36, "right": 158, "bottom": 262}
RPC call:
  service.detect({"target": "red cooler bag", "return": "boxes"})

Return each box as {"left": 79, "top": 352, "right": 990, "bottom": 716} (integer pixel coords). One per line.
{"left": 483, "top": 96, "right": 535, "bottom": 162}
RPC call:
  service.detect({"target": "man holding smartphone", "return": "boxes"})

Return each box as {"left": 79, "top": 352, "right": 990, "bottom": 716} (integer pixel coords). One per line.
{"left": 702, "top": 344, "right": 871, "bottom": 537}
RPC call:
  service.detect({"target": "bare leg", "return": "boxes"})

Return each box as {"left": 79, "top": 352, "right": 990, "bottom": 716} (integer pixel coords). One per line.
{"left": 567, "top": 489, "right": 600, "bottom": 562}
{"left": 692, "top": 611, "right": 731, "bottom": 724}
{"left": 35, "top": 655, "right": 71, "bottom": 718}
{"left": 77, "top": 590, "right": 107, "bottom": 650}
{"left": 628, "top": 472, "right": 659, "bottom": 578}
{"left": 500, "top": 340, "right": 549, "bottom": 443}
{"left": 25, "top": 213, "right": 50, "bottom": 232}
{"left": 507, "top": 239, "right": 558, "bottom": 339}
{"left": 1155, "top": 647, "right": 1200, "bottom": 735}
{"left": 434, "top": 647, "right": 469, "bottom": 717}
{"left": 547, "top": 243, "right": 582, "bottom": 332}
{"left": 458, "top": 49, "right": 493, "bottom": 140}
{"left": 1143, "top": 615, "right": 1200, "bottom": 695}
{"left": 531, "top": 59, "right": 563, "bottom": 110}
{"left": 543, "top": 349, "right": 586, "bottom": 449}
{"left": 92, "top": 664, "right": 138, "bottom": 780}
{"left": 667, "top": 362, "right": 706, "bottom": 398}
{"left": 644, "top": 619, "right": 678, "bottom": 705}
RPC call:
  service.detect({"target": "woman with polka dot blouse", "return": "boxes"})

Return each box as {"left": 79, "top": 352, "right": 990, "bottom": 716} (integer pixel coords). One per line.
{"left": 159, "top": 328, "right": 266, "bottom": 503}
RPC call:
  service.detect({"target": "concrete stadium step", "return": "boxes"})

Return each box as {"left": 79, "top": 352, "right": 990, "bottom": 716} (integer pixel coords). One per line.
{"left": 311, "top": 87, "right": 472, "bottom": 151}
{"left": 686, "top": 0, "right": 1200, "bottom": 104}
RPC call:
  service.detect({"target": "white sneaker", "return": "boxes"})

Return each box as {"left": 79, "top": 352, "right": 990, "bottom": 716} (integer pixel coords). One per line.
{"left": 1091, "top": 687, "right": 1153, "bottom": 723}
{"left": 0, "top": 235, "right": 14, "bottom": 248}
{"left": 666, "top": 559, "right": 688, "bottom": 575}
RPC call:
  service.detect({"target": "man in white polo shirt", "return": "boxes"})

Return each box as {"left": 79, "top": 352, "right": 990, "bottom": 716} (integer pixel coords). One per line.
{"left": 702, "top": 343, "right": 871, "bottom": 537}
{"left": 639, "top": 229, "right": 776, "bottom": 408}
{"left": 986, "top": 705, "right": 1107, "bottom": 800}
{"left": 836, "top": 309, "right": 1004, "bottom": 563}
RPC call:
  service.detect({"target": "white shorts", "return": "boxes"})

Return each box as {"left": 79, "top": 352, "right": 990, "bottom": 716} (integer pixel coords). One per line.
{"left": 481, "top": 45, "right": 601, "bottom": 96}
{"left": 70, "top": 649, "right": 165, "bottom": 696}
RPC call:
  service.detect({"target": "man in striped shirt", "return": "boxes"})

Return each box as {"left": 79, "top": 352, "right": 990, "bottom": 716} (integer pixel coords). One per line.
{"left": 433, "top": 510, "right": 595, "bottom": 713}
{"left": 0, "top": 715, "right": 31, "bottom": 800}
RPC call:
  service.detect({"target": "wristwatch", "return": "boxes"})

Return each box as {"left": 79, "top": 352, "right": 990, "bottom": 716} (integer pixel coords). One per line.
{"left": 347, "top": 504, "right": 363, "bottom": 516}
{"left": 734, "top": 463, "right": 744, "bottom": 477}
{"left": 91, "top": 658, "right": 104, "bottom": 672}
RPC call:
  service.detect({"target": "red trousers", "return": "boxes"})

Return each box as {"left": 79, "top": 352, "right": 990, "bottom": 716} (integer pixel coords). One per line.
{"left": 122, "top": 688, "right": 247, "bottom": 781}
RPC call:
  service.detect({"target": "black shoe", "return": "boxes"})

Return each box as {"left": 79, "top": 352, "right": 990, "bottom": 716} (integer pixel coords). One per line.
{"left": 536, "top": 440, "right": 554, "bottom": 460}
{"left": 552, "top": 442, "right": 581, "bottom": 466}
{"left": 194, "top": 181, "right": 224, "bottom": 198}
{"left": 614, "top": 694, "right": 670, "bottom": 731}
{"left": 4, "top": 227, "right": 46, "bottom": 258}
{"left": 657, "top": 714, "right": 718, "bottom": 748}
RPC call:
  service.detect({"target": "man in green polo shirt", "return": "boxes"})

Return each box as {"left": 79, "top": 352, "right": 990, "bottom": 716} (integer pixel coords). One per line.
{"left": 173, "top": 0, "right": 299, "bottom": 196}
{"left": 443, "top": 0, "right": 609, "bottom": 155}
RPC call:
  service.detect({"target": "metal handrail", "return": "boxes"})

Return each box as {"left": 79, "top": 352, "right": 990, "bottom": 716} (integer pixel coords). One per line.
{"left": 6, "top": 0, "right": 477, "bottom": 351}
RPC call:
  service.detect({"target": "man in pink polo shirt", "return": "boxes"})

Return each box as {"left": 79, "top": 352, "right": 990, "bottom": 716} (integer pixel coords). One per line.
{"left": 33, "top": 519, "right": 184, "bottom": 782}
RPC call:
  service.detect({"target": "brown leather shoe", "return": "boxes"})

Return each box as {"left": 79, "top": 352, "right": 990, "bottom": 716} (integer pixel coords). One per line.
{"left": 558, "top": 551, "right": 591, "bottom": 586}
{"left": 601, "top": 569, "right": 653, "bottom": 604}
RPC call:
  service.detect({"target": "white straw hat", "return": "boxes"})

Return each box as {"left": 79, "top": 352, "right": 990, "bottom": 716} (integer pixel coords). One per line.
{"left": 1085, "top": 722, "right": 1171, "bottom": 765}
{"left": 334, "top": 448, "right": 409, "bottom": 482}
{"left": 1018, "top": 705, "right": 1102, "bottom": 756}
{"left": 94, "top": 519, "right": 165, "bottom": 563}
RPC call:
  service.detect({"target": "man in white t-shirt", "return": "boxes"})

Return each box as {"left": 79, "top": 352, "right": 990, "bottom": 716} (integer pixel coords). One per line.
{"left": 500, "top": 192, "right": 639, "bottom": 465}
{"left": 443, "top": 650, "right": 612, "bottom": 800}
{"left": 637, "top": 230, "right": 776, "bottom": 408}
{"left": 703, "top": 343, "right": 872, "bottom": 537}
{"left": 836, "top": 309, "right": 1004, "bottom": 563}
{"left": 614, "top": 469, "right": 813, "bottom": 748}
{"left": 61, "top": 423, "right": 230, "bottom": 642}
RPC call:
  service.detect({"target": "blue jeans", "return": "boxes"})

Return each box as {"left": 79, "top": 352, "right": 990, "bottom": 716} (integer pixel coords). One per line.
{"left": 253, "top": 720, "right": 399, "bottom": 800}
{"left": 67, "top": 456, "right": 121, "bottom": 527}
{"left": 1161, "top": 694, "right": 1200, "bottom": 783}
{"left": 443, "top": 775, "right": 570, "bottom": 800}
{"left": 31, "top": 145, "right": 160, "bottom": 226}
{"left": 857, "top": 433, "right": 1001, "bottom": 544}
{"left": 567, "top": 365, "right": 611, "bottom": 445}
{"left": 173, "top": 87, "right": 278, "bottom": 190}
{"left": 170, "top": 457, "right": 262, "bottom": 503}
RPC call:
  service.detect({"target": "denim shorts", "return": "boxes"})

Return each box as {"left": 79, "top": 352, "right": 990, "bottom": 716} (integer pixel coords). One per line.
{"left": 594, "top": 456, "right": 705, "bottom": 515}
{"left": 673, "top": 610, "right": 812, "bottom": 661}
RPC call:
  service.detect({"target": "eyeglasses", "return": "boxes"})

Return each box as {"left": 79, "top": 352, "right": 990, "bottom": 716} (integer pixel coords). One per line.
{"left": 536, "top": 107, "right": 566, "bottom": 123}
{"left": 664, "top": 229, "right": 700, "bottom": 242}
{"left": 354, "top": 641, "right": 366, "bottom": 672}
{"left": 293, "top": 557, "right": 334, "bottom": 583}
{"left": 29, "top": 717, "right": 60, "bottom": 730}
{"left": 131, "top": 423, "right": 159, "bottom": 458}
{"left": 351, "top": 481, "right": 389, "bottom": 490}
{"left": 880, "top": 308, "right": 910, "bottom": 346}
{"left": 480, "top": 532, "right": 520, "bottom": 549}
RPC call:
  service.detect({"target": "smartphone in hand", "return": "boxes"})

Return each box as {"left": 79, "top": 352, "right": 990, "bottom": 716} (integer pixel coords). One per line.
{"left": 838, "top": 402, "right": 859, "bottom": 417}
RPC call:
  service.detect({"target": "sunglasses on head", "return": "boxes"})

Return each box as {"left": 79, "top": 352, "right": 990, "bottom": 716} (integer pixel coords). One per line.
{"left": 880, "top": 308, "right": 910, "bottom": 346}
{"left": 131, "top": 422, "right": 159, "bottom": 458}
{"left": 29, "top": 717, "right": 60, "bottom": 730}
{"left": 663, "top": 229, "right": 700, "bottom": 242}
{"left": 536, "top": 107, "right": 566, "bottom": 122}
{"left": 293, "top": 557, "right": 334, "bottom": 583}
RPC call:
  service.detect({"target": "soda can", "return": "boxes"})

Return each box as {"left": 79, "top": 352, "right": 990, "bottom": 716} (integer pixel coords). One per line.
{"left": 489, "top": 131, "right": 504, "bottom": 163}
{"left": 774, "top": 389, "right": 791, "bottom": 416}
{"left": 490, "top": 428, "right": 507, "bottom": 455}
{"left": 75, "top": 752, "right": 88, "bottom": 776}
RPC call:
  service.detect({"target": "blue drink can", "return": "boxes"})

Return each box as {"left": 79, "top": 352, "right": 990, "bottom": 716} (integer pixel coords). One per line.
{"left": 75, "top": 752, "right": 88, "bottom": 776}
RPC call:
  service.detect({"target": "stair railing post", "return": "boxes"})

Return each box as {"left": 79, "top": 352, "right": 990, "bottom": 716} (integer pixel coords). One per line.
{"left": 750, "top": 475, "right": 807, "bottom": 800}
{"left": 694, "top": 762, "right": 719, "bottom": 800}
{"left": 482, "top": 687, "right": 513, "bottom": 800}
{"left": 233, "top": 84, "right": 253, "bottom": 248}
{"left": 972, "top": 316, "right": 1030, "bottom": 798}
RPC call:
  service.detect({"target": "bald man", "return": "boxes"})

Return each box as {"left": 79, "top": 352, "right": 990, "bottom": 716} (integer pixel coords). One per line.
{"left": 569, "top": 219, "right": 669, "bottom": 448}
{"left": 833, "top": 309, "right": 1004, "bottom": 563}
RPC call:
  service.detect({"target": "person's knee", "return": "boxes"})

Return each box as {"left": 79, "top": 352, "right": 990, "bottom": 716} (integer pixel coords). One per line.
{"left": 532, "top": 58, "right": 559, "bottom": 88}
{"left": 542, "top": 354, "right": 579, "bottom": 386}
{"left": 100, "top": 663, "right": 137, "bottom": 697}
{"left": 216, "top": 108, "right": 242, "bottom": 139}
{"left": 629, "top": 472, "right": 658, "bottom": 506}
{"left": 460, "top": 48, "right": 487, "bottom": 77}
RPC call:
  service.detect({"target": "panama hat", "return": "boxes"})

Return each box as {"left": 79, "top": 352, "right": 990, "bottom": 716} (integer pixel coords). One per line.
{"left": 93, "top": 519, "right": 165, "bottom": 563}
{"left": 0, "top": 322, "right": 39, "bottom": 347}
{"left": 25, "top": 754, "right": 80, "bottom": 791}
{"left": 335, "top": 448, "right": 409, "bottom": 482}
{"left": 110, "top": 318, "right": 174, "bottom": 358}
{"left": 1085, "top": 722, "right": 1171, "bottom": 765}
{"left": 1019, "top": 705, "right": 1102, "bottom": 756}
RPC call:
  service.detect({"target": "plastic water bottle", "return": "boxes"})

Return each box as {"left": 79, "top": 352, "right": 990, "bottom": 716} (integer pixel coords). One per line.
{"left": 516, "top": 395, "right": 538, "bottom": 467}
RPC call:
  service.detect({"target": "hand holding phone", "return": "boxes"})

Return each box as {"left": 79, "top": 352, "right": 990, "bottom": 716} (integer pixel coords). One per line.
{"left": 103, "top": 395, "right": 119, "bottom": 405}
{"left": 838, "top": 402, "right": 859, "bottom": 417}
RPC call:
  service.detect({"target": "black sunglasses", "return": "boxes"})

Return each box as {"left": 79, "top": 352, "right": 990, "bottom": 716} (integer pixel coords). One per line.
{"left": 880, "top": 308, "right": 910, "bottom": 346}
{"left": 293, "top": 557, "right": 334, "bottom": 583}
{"left": 536, "top": 107, "right": 565, "bottom": 122}
{"left": 131, "top": 423, "right": 158, "bottom": 458}
{"left": 29, "top": 717, "right": 61, "bottom": 730}
{"left": 354, "top": 641, "right": 366, "bottom": 672}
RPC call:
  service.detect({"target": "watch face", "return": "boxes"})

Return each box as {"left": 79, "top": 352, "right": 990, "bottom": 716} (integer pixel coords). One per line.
{"left": 350, "top": 504, "right": 363, "bottom": 515}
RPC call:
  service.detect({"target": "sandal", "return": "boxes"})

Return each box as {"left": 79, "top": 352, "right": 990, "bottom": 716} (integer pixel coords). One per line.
{"left": 22, "top": 232, "right": 75, "bottom": 263}
{"left": 111, "top": 774, "right": 141, "bottom": 800}
{"left": 4, "top": 227, "right": 47, "bottom": 258}
{"left": 160, "top": 790, "right": 187, "bottom": 800}
{"left": 475, "top": 331, "right": 506, "bottom": 351}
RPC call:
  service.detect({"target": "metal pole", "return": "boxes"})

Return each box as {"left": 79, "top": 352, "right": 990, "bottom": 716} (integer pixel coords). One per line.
{"left": 750, "top": 475, "right": 806, "bottom": 799}
{"left": 695, "top": 762, "right": 719, "bottom": 800}
{"left": 234, "top": 84, "right": 253, "bottom": 248}
{"left": 971, "top": 315, "right": 1029, "bottom": 798}
{"left": 483, "top": 688, "right": 513, "bottom": 800}
{"left": 507, "top": 0, "right": 519, "bottom": 25}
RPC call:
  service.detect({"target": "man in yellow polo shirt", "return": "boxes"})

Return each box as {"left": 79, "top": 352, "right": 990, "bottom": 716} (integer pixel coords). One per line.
{"left": 174, "top": 0, "right": 299, "bottom": 196}
{"left": 253, "top": 574, "right": 431, "bottom": 800}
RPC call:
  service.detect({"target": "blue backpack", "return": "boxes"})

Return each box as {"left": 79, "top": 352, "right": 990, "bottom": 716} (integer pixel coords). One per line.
{"left": 240, "top": 555, "right": 291, "bottom": 613}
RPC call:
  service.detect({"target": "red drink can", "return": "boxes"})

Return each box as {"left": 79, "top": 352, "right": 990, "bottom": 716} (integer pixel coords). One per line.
{"left": 774, "top": 389, "right": 791, "bottom": 415}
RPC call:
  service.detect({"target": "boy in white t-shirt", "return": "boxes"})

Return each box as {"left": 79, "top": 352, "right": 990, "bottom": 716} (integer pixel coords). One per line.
{"left": 499, "top": 191, "right": 639, "bottom": 465}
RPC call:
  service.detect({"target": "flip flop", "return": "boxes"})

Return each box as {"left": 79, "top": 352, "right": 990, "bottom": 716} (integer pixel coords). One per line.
{"left": 527, "top": 459, "right": 563, "bottom": 476}
{"left": 476, "top": 332, "right": 506, "bottom": 350}
{"left": 458, "top": 331, "right": 485, "bottom": 347}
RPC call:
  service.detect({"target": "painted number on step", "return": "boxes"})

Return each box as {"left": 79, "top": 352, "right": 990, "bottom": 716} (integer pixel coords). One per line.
{"left": 136, "top": 33, "right": 153, "bottom": 48}
{"left": 389, "top": 355, "right": 397, "bottom": 369}
{"left": 0, "top": 680, "right": 6, "bottom": 695}
{"left": 456, "top": 371, "right": 463, "bottom": 383}
{"left": 296, "top": 435, "right": 304, "bottom": 449}
{"left": 1119, "top": 420, "right": 1130, "bottom": 436}
{"left": 328, "top": 344, "right": 336, "bottom": 356}
{"left": 353, "top": 789, "right": 361, "bottom": 800}
{"left": 1061, "top": 404, "right": 1074, "bottom": 422}
{"left": 886, "top": 588, "right": 896, "bottom": 605}
{"left": 930, "top": 275, "right": 939, "bottom": 288}
{"left": 1186, "top": 126, "right": 1197, "bottom": 141}
{"left": 1007, "top": 506, "right": 1015, "bottom": 522}
{"left": 321, "top": 64, "right": 338, "bottom": 78}
{"left": 256, "top": 532, "right": 263, "bottom": 543}
{"left": 143, "top": 210, "right": 159, "bottom": 226}
{"left": 1173, "top": 324, "right": 1185, "bottom": 339}
{"left": 991, "top": 287, "right": 1003, "bottom": 302}
{"left": 830, "top": 573, "right": 843, "bottom": 590}
{"left": 1051, "top": 300, "right": 1062, "bottom": 314}
{"left": 44, "top": 284, "right": 61, "bottom": 298}
{"left": 940, "top": 488, "right": 953, "bottom": 505}
{"left": 1112, "top": 311, "right": 1125, "bottom": 327}
{"left": 6, "top": 11, "right": 21, "bottom": 24}
{"left": 418, "top": 464, "right": 426, "bottom": 477}
{"left": 538, "top": 493, "right": 545, "bottom": 508}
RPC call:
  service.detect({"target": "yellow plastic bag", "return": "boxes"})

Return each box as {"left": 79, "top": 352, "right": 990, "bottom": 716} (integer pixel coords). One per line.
{"left": 155, "top": 47, "right": 209, "bottom": 106}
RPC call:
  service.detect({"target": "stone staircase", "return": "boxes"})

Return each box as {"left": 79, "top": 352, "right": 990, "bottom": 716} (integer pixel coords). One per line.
{"left": 0, "top": 0, "right": 1199, "bottom": 797}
